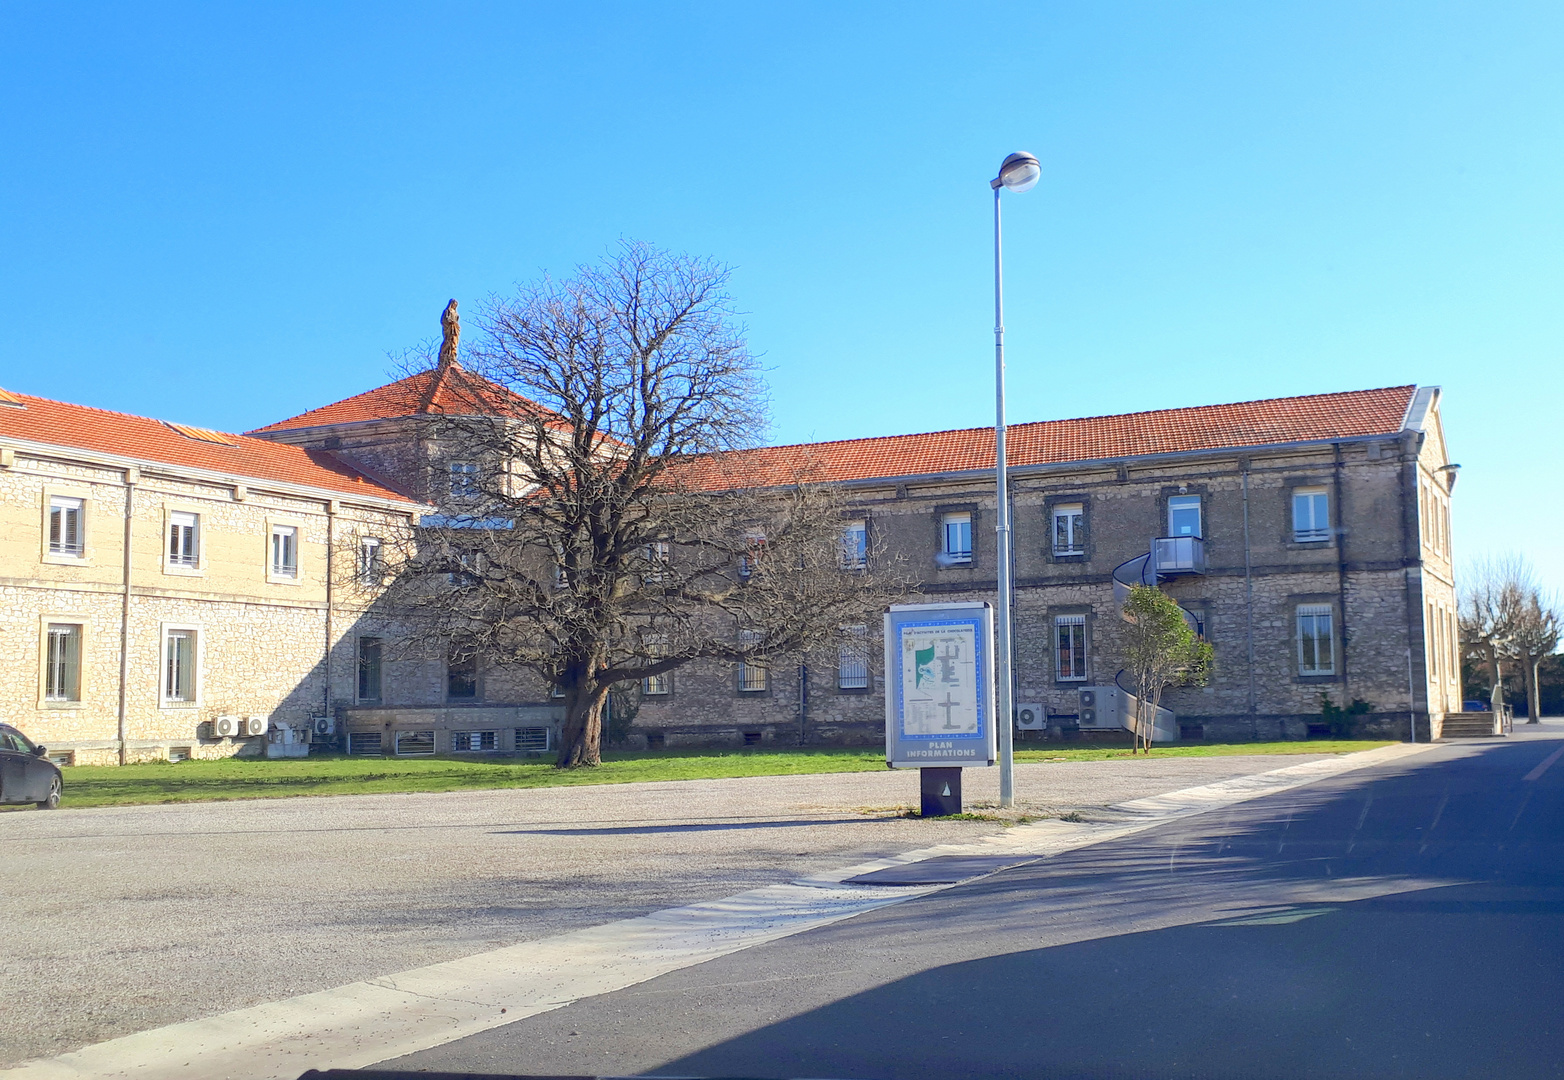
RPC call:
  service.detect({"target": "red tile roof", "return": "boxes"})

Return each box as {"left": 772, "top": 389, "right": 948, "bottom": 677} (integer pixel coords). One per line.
{"left": 249, "top": 364, "right": 551, "bottom": 434}
{"left": 686, "top": 385, "right": 1417, "bottom": 488}
{"left": 0, "top": 390, "right": 422, "bottom": 505}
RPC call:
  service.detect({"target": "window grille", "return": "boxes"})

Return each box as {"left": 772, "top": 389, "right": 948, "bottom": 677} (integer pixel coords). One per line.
{"left": 394, "top": 730, "right": 435, "bottom": 756}
{"left": 347, "top": 731, "right": 383, "bottom": 755}
{"left": 642, "top": 636, "right": 670, "bottom": 695}
{"left": 49, "top": 497, "right": 85, "bottom": 556}
{"left": 45, "top": 623, "right": 82, "bottom": 701}
{"left": 515, "top": 726, "right": 551, "bottom": 752}
{"left": 451, "top": 730, "right": 497, "bottom": 752}
{"left": 449, "top": 462, "right": 479, "bottom": 501}
{"left": 837, "top": 625, "right": 869, "bottom": 689}
{"left": 447, "top": 650, "right": 479, "bottom": 699}
{"left": 738, "top": 630, "right": 768, "bottom": 692}
{"left": 1055, "top": 615, "right": 1087, "bottom": 681}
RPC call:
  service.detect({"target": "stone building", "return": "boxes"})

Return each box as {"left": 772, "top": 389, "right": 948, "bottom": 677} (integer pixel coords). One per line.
{"left": 248, "top": 370, "right": 1461, "bottom": 749}
{"left": 0, "top": 387, "right": 424, "bottom": 764}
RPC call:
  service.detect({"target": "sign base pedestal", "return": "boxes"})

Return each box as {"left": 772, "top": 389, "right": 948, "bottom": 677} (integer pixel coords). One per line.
{"left": 920, "top": 767, "right": 963, "bottom": 817}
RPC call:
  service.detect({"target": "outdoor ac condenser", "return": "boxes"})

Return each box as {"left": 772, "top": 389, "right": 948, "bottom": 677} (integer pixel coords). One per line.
{"left": 311, "top": 716, "right": 336, "bottom": 737}
{"left": 1078, "top": 686, "right": 1123, "bottom": 728}
{"left": 1014, "top": 703, "right": 1046, "bottom": 730}
{"left": 243, "top": 715, "right": 269, "bottom": 737}
{"left": 212, "top": 715, "right": 242, "bottom": 737}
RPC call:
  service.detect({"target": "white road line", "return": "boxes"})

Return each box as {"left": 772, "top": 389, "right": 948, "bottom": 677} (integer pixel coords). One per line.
{"left": 1523, "top": 744, "right": 1564, "bottom": 782}
{"left": 3, "top": 741, "right": 1433, "bottom": 1080}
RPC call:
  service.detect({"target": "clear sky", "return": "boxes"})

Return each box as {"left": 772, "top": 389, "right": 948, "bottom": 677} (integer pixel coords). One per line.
{"left": 2, "top": 3, "right": 1560, "bottom": 589}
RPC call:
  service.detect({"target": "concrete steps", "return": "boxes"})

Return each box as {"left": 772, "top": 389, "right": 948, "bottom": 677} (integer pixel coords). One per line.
{"left": 1441, "top": 712, "right": 1500, "bottom": 739}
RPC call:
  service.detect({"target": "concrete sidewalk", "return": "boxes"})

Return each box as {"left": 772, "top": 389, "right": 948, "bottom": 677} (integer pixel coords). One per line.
{"left": 1, "top": 752, "right": 1339, "bottom": 1067}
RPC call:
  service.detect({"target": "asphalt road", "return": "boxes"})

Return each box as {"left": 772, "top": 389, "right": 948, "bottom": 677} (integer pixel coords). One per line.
{"left": 0, "top": 753, "right": 1321, "bottom": 1068}
{"left": 380, "top": 725, "right": 1564, "bottom": 1080}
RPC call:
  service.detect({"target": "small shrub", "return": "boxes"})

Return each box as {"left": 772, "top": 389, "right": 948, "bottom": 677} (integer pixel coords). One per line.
{"left": 1320, "top": 693, "right": 1373, "bottom": 738}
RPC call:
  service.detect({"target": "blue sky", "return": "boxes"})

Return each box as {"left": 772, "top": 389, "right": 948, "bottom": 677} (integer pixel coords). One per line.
{"left": 2, "top": 2, "right": 1560, "bottom": 589}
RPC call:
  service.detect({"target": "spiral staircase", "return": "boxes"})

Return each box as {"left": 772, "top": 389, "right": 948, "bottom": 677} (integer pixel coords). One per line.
{"left": 1107, "top": 536, "right": 1207, "bottom": 743}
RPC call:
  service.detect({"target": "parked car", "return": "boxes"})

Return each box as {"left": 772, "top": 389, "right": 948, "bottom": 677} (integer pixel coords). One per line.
{"left": 0, "top": 724, "right": 62, "bottom": 809}
{"left": 1463, "top": 700, "right": 1493, "bottom": 712}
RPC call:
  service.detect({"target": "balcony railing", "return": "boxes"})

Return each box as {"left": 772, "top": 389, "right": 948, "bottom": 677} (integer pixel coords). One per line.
{"left": 1151, "top": 535, "right": 1207, "bottom": 576}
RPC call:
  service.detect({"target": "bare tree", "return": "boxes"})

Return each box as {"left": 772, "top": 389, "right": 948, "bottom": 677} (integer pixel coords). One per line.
{"left": 378, "top": 242, "right": 909, "bottom": 767}
{"left": 1512, "top": 588, "right": 1561, "bottom": 724}
{"left": 1459, "top": 555, "right": 1528, "bottom": 711}
{"left": 1120, "top": 585, "right": 1213, "bottom": 753}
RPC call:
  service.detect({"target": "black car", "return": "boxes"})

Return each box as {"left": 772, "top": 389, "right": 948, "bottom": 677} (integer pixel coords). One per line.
{"left": 0, "top": 724, "right": 62, "bottom": 809}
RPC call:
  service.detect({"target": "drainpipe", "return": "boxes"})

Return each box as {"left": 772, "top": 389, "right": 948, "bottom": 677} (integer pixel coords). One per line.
{"left": 1242, "top": 463, "right": 1256, "bottom": 738}
{"left": 117, "top": 468, "right": 138, "bottom": 765}
{"left": 324, "top": 501, "right": 337, "bottom": 721}
{"left": 1332, "top": 444, "right": 1350, "bottom": 700}
{"left": 797, "top": 663, "right": 808, "bottom": 746}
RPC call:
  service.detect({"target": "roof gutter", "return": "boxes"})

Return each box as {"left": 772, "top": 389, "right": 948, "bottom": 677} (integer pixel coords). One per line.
{"left": 0, "top": 435, "right": 431, "bottom": 515}
{"left": 801, "top": 429, "right": 1410, "bottom": 494}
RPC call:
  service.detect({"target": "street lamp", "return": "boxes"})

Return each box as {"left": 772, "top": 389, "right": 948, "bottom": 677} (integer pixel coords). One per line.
{"left": 990, "top": 151, "right": 1038, "bottom": 809}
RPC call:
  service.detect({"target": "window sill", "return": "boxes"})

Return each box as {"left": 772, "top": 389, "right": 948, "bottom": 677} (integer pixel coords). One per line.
{"left": 163, "top": 564, "right": 204, "bottom": 577}
{"left": 1055, "top": 678, "right": 1089, "bottom": 686}
{"left": 1050, "top": 551, "right": 1085, "bottom": 561}
{"left": 42, "top": 552, "right": 91, "bottom": 566}
{"left": 160, "top": 700, "right": 201, "bottom": 710}
{"left": 39, "top": 700, "right": 84, "bottom": 710}
{"left": 1294, "top": 673, "right": 1340, "bottom": 684}
{"left": 836, "top": 686, "right": 871, "bottom": 695}
{"left": 266, "top": 573, "right": 303, "bottom": 586}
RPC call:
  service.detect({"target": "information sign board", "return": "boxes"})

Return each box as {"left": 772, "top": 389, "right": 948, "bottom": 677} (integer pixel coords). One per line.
{"left": 884, "top": 602, "right": 997, "bottom": 769}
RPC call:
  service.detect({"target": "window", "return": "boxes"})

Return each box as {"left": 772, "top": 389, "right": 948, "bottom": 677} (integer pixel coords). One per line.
{"left": 357, "top": 637, "right": 383, "bottom": 702}
{"left": 738, "top": 630, "right": 768, "bottom": 692}
{"left": 515, "top": 726, "right": 552, "bottom": 752}
{"left": 394, "top": 730, "right": 435, "bottom": 756}
{"left": 1292, "top": 488, "right": 1330, "bottom": 542}
{"left": 49, "top": 497, "right": 85, "bottom": 557}
{"left": 168, "top": 512, "right": 199, "bottom": 568}
{"left": 1167, "top": 496, "right": 1201, "bottom": 538}
{"left": 447, "top": 649, "right": 478, "bottom": 699}
{"left": 449, "top": 462, "right": 479, "bottom": 501}
{"left": 270, "top": 524, "right": 298, "bottom": 578}
{"left": 1055, "top": 615, "right": 1087, "bottom": 681}
{"left": 45, "top": 623, "right": 82, "bottom": 702}
{"left": 837, "top": 624, "right": 870, "bottom": 689}
{"left": 739, "top": 531, "right": 765, "bottom": 579}
{"left": 1297, "top": 604, "right": 1335, "bottom": 676}
{"left": 940, "top": 512, "right": 972, "bottom": 564}
{"left": 358, "top": 537, "right": 383, "bottom": 586}
{"left": 643, "top": 541, "right": 670, "bottom": 583}
{"left": 451, "top": 730, "right": 497, "bottom": 753}
{"left": 840, "top": 521, "right": 868, "bottom": 570}
{"left": 164, "top": 628, "right": 197, "bottom": 702}
{"left": 1052, "top": 503, "right": 1084, "bottom": 556}
{"left": 642, "top": 636, "right": 670, "bottom": 695}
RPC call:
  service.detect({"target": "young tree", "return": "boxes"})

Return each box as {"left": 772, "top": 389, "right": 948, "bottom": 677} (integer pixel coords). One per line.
{"left": 379, "top": 242, "right": 908, "bottom": 767}
{"left": 1511, "top": 589, "right": 1560, "bottom": 724}
{"left": 1119, "top": 585, "right": 1213, "bottom": 753}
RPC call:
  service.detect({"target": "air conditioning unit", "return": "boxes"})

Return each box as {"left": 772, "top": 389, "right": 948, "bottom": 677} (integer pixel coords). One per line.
{"left": 311, "top": 716, "right": 336, "bottom": 737}
{"left": 243, "top": 715, "right": 269, "bottom": 737}
{"left": 1078, "top": 686, "right": 1123, "bottom": 729}
{"left": 1015, "top": 703, "right": 1046, "bottom": 730}
{"left": 212, "top": 715, "right": 242, "bottom": 737}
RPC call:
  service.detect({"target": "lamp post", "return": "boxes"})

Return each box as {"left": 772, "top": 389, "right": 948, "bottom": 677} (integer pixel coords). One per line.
{"left": 990, "top": 151, "right": 1039, "bottom": 809}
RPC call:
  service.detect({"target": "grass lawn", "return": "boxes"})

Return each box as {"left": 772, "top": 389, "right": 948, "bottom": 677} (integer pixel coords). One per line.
{"left": 43, "top": 739, "right": 1398, "bottom": 809}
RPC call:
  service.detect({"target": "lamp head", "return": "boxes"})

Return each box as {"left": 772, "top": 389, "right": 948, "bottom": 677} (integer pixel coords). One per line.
{"left": 992, "top": 151, "right": 1041, "bottom": 193}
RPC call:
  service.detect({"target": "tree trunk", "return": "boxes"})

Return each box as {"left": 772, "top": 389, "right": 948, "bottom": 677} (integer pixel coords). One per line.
{"left": 556, "top": 674, "right": 608, "bottom": 768}
{"left": 1526, "top": 656, "right": 1542, "bottom": 723}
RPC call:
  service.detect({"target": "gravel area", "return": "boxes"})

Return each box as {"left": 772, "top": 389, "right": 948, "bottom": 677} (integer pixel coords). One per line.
{"left": 0, "top": 753, "right": 1332, "bottom": 1067}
